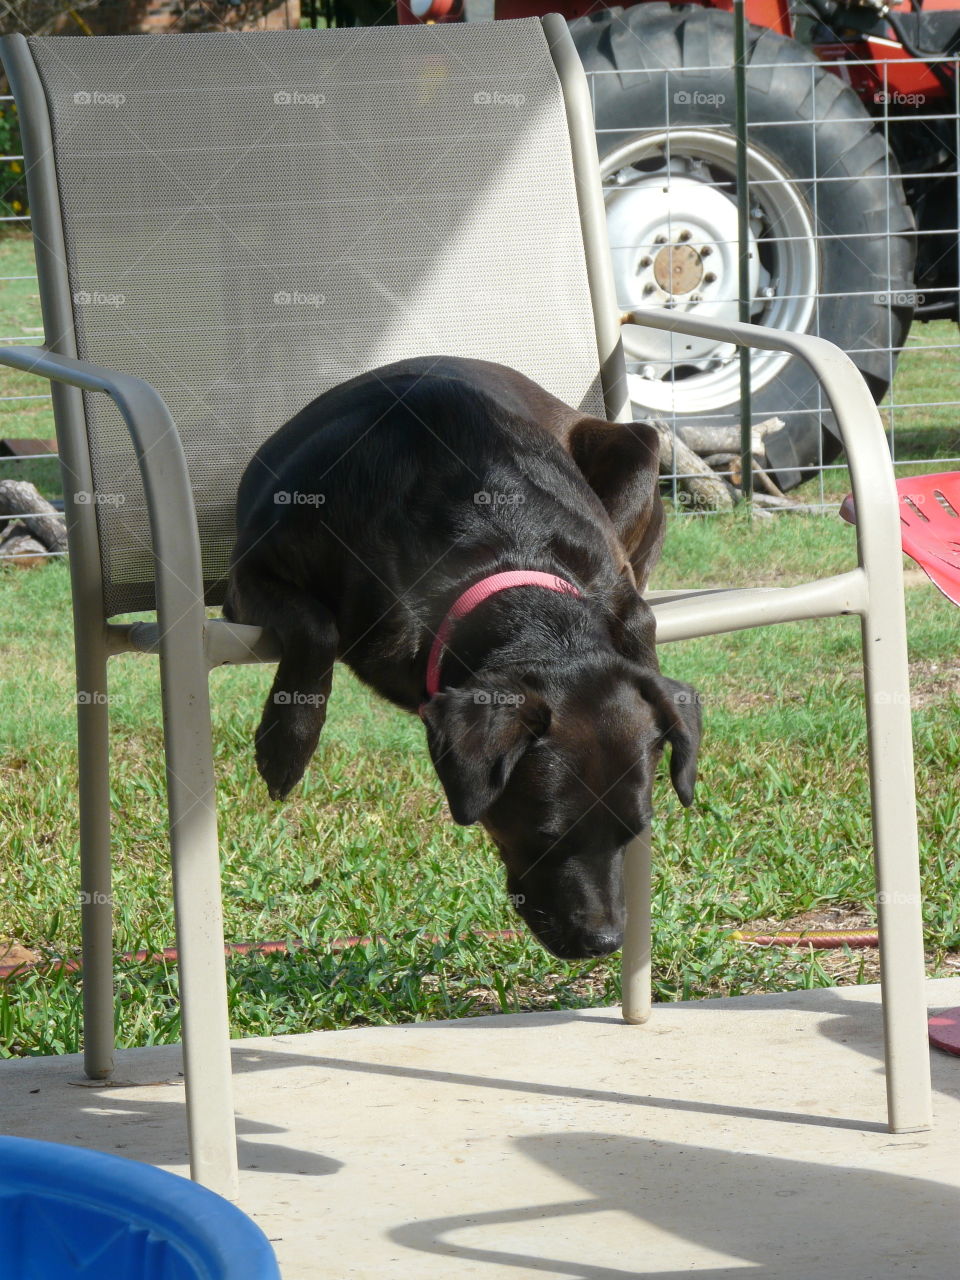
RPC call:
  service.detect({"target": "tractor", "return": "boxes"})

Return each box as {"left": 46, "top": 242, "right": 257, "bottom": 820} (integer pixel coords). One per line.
{"left": 399, "top": 0, "right": 959, "bottom": 486}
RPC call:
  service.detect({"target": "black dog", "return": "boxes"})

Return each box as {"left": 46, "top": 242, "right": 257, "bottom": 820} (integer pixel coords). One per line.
{"left": 225, "top": 356, "right": 701, "bottom": 960}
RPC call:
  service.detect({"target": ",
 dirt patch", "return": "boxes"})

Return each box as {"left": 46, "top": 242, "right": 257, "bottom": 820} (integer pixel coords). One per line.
{"left": 0, "top": 941, "right": 39, "bottom": 970}
{"left": 733, "top": 904, "right": 881, "bottom": 984}
{"left": 719, "top": 655, "right": 960, "bottom": 714}
{"left": 907, "top": 659, "right": 960, "bottom": 709}
{"left": 464, "top": 971, "right": 611, "bottom": 1015}
{"left": 732, "top": 904, "right": 960, "bottom": 986}
{"left": 714, "top": 686, "right": 809, "bottom": 713}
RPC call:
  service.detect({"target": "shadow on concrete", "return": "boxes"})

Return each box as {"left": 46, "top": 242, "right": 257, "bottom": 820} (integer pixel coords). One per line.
{"left": 389, "top": 1130, "right": 960, "bottom": 1278}
{"left": 229, "top": 1045, "right": 889, "bottom": 1135}
{"left": 5, "top": 984, "right": 956, "bottom": 1179}
{"left": 1, "top": 1052, "right": 341, "bottom": 1178}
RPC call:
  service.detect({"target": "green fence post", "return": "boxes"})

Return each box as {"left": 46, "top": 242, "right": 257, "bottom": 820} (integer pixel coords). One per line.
{"left": 734, "top": 0, "right": 753, "bottom": 507}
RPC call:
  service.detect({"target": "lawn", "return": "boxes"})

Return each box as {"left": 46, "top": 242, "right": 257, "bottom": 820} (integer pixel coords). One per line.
{"left": 1, "top": 233, "right": 959, "bottom": 1060}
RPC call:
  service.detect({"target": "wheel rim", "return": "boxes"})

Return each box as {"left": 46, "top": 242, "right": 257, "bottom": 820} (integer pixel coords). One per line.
{"left": 602, "top": 129, "right": 818, "bottom": 417}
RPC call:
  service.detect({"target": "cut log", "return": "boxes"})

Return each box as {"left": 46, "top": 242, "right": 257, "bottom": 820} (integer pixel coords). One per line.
{"left": 649, "top": 421, "right": 735, "bottom": 511}
{"left": 0, "top": 479, "right": 67, "bottom": 553}
{"left": 751, "top": 492, "right": 801, "bottom": 509}
{"left": 751, "top": 493, "right": 825, "bottom": 513}
{"left": 702, "top": 453, "right": 740, "bottom": 480}
{"left": 0, "top": 532, "right": 48, "bottom": 569}
{"left": 0, "top": 517, "right": 27, "bottom": 546}
{"left": 674, "top": 417, "right": 784, "bottom": 458}
{"left": 697, "top": 452, "right": 793, "bottom": 502}
{"left": 751, "top": 464, "right": 788, "bottom": 501}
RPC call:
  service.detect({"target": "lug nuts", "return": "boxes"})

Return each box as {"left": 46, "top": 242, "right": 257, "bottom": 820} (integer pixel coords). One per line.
{"left": 653, "top": 233, "right": 667, "bottom": 244}
{"left": 700, "top": 245, "right": 713, "bottom": 257}
{"left": 639, "top": 255, "right": 652, "bottom": 268}
{"left": 704, "top": 272, "right": 716, "bottom": 284}
{"left": 678, "top": 229, "right": 692, "bottom": 242}
{"left": 642, "top": 283, "right": 655, "bottom": 295}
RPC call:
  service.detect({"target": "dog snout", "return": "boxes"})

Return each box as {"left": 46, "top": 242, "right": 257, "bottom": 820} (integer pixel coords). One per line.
{"left": 572, "top": 924, "right": 623, "bottom": 958}
{"left": 509, "top": 879, "right": 625, "bottom": 960}
{"left": 563, "top": 894, "right": 625, "bottom": 958}
{"left": 532, "top": 919, "right": 623, "bottom": 960}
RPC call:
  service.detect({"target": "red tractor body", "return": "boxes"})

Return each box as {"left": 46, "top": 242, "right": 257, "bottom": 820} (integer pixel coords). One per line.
{"left": 399, "top": 0, "right": 956, "bottom": 106}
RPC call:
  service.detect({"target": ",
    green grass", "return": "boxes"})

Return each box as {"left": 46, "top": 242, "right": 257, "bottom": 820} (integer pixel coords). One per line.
{"left": 789, "top": 318, "right": 960, "bottom": 507}
{"left": 0, "top": 233, "right": 58, "bottom": 496}
{"left": 1, "top": 233, "right": 960, "bottom": 1058}
{"left": 3, "top": 515, "right": 960, "bottom": 1058}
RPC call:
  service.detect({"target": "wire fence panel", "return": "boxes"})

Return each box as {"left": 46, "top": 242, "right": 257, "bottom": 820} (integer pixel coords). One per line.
{"left": 588, "top": 42, "right": 960, "bottom": 514}
{"left": 0, "top": 88, "right": 64, "bottom": 567}
{"left": 1, "top": 46, "right": 958, "bottom": 561}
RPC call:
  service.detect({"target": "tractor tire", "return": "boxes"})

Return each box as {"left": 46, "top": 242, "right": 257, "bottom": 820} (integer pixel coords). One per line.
{"left": 570, "top": 3, "right": 916, "bottom": 489}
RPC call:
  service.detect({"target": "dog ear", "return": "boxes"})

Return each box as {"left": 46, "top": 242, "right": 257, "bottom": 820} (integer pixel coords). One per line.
{"left": 635, "top": 673, "right": 702, "bottom": 807}
{"left": 420, "top": 681, "right": 551, "bottom": 825}
{"left": 566, "top": 417, "right": 665, "bottom": 589}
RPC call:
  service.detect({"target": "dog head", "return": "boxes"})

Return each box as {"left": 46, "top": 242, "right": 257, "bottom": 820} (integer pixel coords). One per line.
{"left": 420, "top": 659, "right": 701, "bottom": 959}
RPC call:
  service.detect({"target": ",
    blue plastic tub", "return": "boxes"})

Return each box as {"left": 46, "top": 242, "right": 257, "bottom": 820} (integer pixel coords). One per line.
{"left": 0, "top": 1136, "right": 281, "bottom": 1278}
